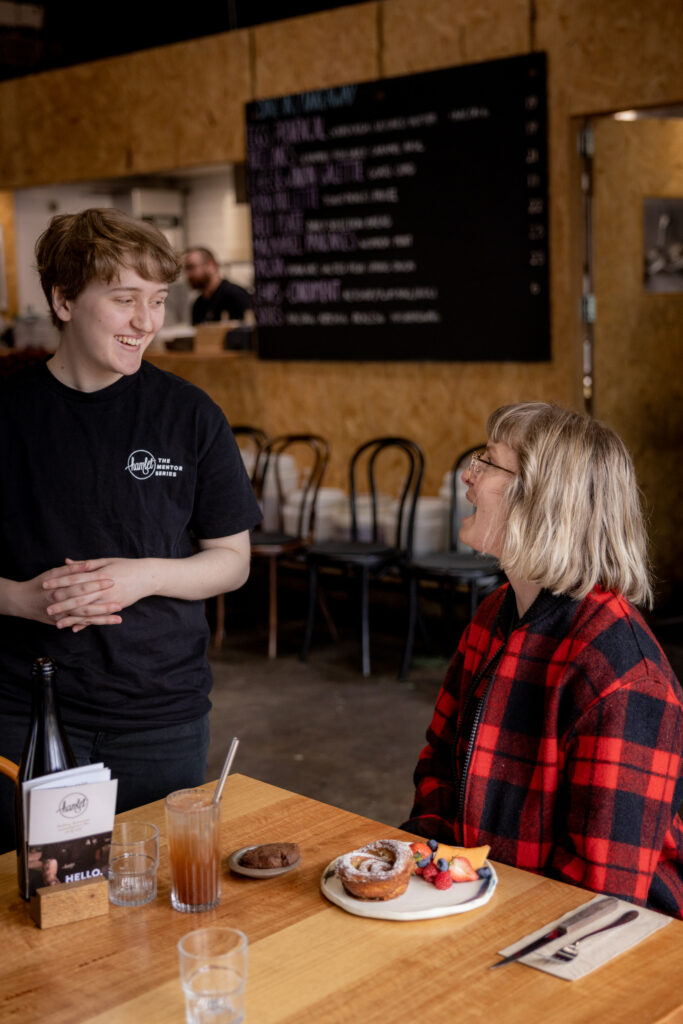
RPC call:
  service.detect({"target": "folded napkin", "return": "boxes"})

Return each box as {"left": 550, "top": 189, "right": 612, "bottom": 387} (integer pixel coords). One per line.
{"left": 498, "top": 894, "right": 671, "bottom": 980}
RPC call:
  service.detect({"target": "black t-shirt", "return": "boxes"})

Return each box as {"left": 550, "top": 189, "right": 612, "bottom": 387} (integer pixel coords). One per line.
{"left": 0, "top": 361, "right": 261, "bottom": 729}
{"left": 191, "top": 279, "right": 252, "bottom": 325}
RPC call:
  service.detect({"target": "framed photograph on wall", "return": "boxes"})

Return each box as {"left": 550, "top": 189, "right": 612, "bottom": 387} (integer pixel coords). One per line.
{"left": 644, "top": 197, "right": 683, "bottom": 293}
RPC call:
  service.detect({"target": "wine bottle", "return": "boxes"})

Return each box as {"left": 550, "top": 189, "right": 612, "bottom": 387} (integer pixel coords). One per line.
{"left": 15, "top": 657, "right": 78, "bottom": 900}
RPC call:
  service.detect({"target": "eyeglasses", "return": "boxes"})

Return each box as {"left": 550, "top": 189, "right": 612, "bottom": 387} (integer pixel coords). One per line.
{"left": 468, "top": 449, "right": 516, "bottom": 477}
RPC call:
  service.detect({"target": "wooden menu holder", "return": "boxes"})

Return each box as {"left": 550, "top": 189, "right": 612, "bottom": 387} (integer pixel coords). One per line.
{"left": 193, "top": 323, "right": 228, "bottom": 354}
{"left": 29, "top": 877, "right": 109, "bottom": 929}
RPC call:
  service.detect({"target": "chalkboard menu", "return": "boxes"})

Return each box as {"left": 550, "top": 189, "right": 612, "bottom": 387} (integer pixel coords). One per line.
{"left": 246, "top": 53, "right": 549, "bottom": 361}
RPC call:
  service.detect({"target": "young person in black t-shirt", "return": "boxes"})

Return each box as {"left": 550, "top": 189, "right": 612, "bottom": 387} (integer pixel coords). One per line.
{"left": 0, "top": 209, "right": 262, "bottom": 852}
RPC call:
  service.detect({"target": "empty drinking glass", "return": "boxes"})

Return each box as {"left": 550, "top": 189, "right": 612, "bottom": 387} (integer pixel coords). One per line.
{"left": 178, "top": 927, "right": 248, "bottom": 1024}
{"left": 107, "top": 821, "right": 159, "bottom": 907}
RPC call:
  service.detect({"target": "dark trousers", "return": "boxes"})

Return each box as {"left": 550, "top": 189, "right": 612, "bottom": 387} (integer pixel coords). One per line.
{"left": 0, "top": 712, "right": 210, "bottom": 854}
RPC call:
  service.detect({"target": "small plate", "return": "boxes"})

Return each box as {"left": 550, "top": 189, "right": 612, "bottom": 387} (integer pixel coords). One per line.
{"left": 320, "top": 859, "right": 497, "bottom": 921}
{"left": 228, "top": 845, "right": 302, "bottom": 879}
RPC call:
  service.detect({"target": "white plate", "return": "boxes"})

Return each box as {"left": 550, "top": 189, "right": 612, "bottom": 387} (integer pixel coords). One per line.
{"left": 228, "top": 845, "right": 302, "bottom": 879}
{"left": 320, "top": 859, "right": 497, "bottom": 921}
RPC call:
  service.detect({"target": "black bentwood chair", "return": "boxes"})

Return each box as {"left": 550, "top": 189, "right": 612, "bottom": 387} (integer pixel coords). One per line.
{"left": 250, "top": 434, "right": 330, "bottom": 659}
{"left": 231, "top": 425, "right": 269, "bottom": 481}
{"left": 399, "top": 444, "right": 504, "bottom": 680}
{"left": 301, "top": 437, "right": 425, "bottom": 678}
{"left": 213, "top": 425, "right": 268, "bottom": 649}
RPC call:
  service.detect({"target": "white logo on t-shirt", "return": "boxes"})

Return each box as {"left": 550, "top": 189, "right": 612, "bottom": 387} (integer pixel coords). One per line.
{"left": 126, "top": 450, "right": 157, "bottom": 479}
{"left": 125, "top": 450, "right": 183, "bottom": 480}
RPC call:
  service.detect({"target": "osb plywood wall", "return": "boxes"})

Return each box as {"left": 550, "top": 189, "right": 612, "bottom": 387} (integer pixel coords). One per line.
{"left": 1, "top": 0, "right": 682, "bottom": 593}
{"left": 592, "top": 117, "right": 683, "bottom": 595}
{"left": 0, "top": 190, "right": 16, "bottom": 316}
{"left": 0, "top": 32, "right": 252, "bottom": 182}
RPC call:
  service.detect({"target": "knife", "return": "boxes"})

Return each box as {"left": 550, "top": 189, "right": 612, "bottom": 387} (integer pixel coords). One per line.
{"left": 489, "top": 896, "right": 619, "bottom": 969}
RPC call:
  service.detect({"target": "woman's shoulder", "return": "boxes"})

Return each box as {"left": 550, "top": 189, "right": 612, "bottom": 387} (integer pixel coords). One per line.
{"left": 572, "top": 585, "right": 657, "bottom": 644}
{"left": 139, "top": 360, "right": 214, "bottom": 401}
{"left": 137, "top": 361, "right": 228, "bottom": 421}
{"left": 566, "top": 586, "right": 679, "bottom": 694}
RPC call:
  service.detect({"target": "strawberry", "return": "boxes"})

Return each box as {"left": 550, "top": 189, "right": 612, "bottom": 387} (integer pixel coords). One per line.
{"left": 447, "top": 856, "right": 479, "bottom": 882}
{"left": 434, "top": 870, "right": 453, "bottom": 890}
{"left": 409, "top": 841, "right": 432, "bottom": 866}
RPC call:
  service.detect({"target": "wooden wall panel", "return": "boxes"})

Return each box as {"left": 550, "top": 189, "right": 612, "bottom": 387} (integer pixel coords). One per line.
{"left": 0, "top": 33, "right": 251, "bottom": 189}
{"left": 253, "top": 5, "right": 379, "bottom": 99}
{"left": 12, "top": 61, "right": 134, "bottom": 187}
{"left": 126, "top": 34, "right": 252, "bottom": 173}
{"left": 537, "top": 0, "right": 683, "bottom": 116}
{"left": 381, "top": 0, "right": 531, "bottom": 76}
{"left": 0, "top": 79, "right": 20, "bottom": 186}
{"left": 0, "top": 191, "right": 17, "bottom": 317}
{"left": 592, "top": 118, "right": 683, "bottom": 596}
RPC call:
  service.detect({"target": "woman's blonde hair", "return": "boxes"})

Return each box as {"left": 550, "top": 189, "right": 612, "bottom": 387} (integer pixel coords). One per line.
{"left": 487, "top": 402, "right": 653, "bottom": 607}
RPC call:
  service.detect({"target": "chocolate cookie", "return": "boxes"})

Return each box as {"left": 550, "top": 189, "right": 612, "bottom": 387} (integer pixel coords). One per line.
{"left": 239, "top": 842, "right": 300, "bottom": 869}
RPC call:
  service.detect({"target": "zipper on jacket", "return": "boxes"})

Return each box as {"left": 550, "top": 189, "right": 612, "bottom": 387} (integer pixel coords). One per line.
{"left": 455, "top": 643, "right": 506, "bottom": 839}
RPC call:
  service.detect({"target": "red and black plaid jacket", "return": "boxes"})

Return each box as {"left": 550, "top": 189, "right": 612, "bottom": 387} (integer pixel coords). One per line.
{"left": 404, "top": 584, "right": 683, "bottom": 918}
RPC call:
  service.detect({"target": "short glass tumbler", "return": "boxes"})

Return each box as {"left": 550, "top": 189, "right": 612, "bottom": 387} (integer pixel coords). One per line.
{"left": 166, "top": 789, "right": 221, "bottom": 913}
{"left": 107, "top": 821, "right": 159, "bottom": 907}
{"left": 178, "top": 926, "right": 248, "bottom": 1024}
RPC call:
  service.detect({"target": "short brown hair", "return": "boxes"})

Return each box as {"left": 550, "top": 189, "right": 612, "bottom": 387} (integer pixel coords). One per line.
{"left": 36, "top": 207, "right": 181, "bottom": 327}
{"left": 184, "top": 246, "right": 216, "bottom": 265}
{"left": 487, "top": 402, "right": 653, "bottom": 607}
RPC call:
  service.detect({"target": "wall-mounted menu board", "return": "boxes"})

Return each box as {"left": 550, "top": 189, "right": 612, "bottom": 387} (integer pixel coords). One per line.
{"left": 246, "top": 53, "right": 549, "bottom": 361}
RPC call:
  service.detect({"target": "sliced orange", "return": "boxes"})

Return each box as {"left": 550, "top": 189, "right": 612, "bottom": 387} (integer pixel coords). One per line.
{"left": 433, "top": 843, "right": 490, "bottom": 870}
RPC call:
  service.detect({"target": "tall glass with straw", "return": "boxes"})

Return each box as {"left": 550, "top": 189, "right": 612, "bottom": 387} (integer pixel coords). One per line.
{"left": 165, "top": 738, "right": 239, "bottom": 913}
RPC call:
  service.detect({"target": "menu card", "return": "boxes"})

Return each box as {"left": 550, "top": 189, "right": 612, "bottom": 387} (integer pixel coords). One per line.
{"left": 21, "top": 765, "right": 118, "bottom": 899}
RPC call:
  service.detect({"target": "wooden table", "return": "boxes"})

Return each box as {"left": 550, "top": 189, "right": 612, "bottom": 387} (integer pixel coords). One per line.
{"left": 2, "top": 774, "right": 683, "bottom": 1023}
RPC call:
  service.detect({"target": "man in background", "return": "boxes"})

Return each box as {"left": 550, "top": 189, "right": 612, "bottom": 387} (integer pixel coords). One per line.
{"left": 184, "top": 247, "right": 252, "bottom": 325}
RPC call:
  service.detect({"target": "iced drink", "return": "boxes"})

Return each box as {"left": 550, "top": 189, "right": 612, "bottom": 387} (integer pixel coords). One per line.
{"left": 166, "top": 789, "right": 221, "bottom": 913}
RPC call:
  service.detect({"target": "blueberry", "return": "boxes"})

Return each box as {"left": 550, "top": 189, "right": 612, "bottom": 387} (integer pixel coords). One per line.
{"left": 427, "top": 838, "right": 439, "bottom": 851}
{"left": 477, "top": 865, "right": 492, "bottom": 879}
{"left": 436, "top": 858, "right": 448, "bottom": 872}
{"left": 417, "top": 855, "right": 432, "bottom": 868}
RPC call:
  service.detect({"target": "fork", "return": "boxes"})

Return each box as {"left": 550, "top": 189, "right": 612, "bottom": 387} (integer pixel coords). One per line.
{"left": 551, "top": 909, "right": 640, "bottom": 961}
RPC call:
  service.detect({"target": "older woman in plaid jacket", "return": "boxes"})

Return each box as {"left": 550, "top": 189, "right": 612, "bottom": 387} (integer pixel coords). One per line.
{"left": 404, "top": 402, "right": 683, "bottom": 918}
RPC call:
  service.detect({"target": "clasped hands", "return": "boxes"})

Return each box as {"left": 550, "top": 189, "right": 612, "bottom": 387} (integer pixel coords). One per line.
{"left": 40, "top": 557, "right": 150, "bottom": 633}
